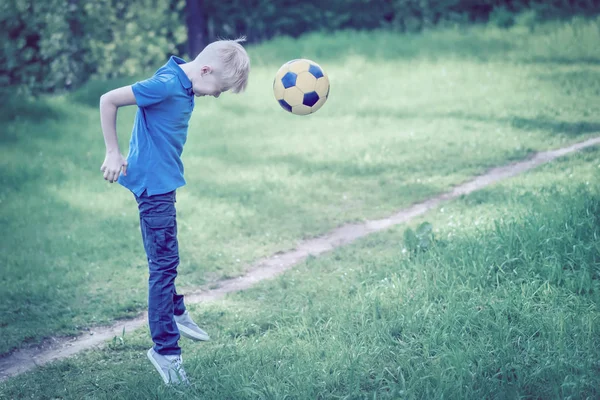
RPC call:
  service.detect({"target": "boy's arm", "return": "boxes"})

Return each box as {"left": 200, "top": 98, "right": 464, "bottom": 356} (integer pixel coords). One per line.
{"left": 99, "top": 86, "right": 136, "bottom": 183}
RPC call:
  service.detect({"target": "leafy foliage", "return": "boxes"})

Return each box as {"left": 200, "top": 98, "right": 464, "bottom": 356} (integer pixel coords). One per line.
{"left": 1, "top": 0, "right": 598, "bottom": 93}
{"left": 0, "top": 0, "right": 187, "bottom": 93}
{"left": 202, "top": 0, "right": 600, "bottom": 40}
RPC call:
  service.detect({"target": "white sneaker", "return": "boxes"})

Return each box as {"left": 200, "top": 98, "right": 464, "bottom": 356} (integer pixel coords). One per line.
{"left": 147, "top": 348, "right": 190, "bottom": 385}
{"left": 175, "top": 310, "right": 211, "bottom": 341}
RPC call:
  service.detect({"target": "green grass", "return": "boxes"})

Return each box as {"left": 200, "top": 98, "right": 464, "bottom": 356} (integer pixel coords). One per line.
{"left": 250, "top": 15, "right": 600, "bottom": 65}
{"left": 1, "top": 17, "right": 600, "bottom": 355}
{"left": 1, "top": 126, "right": 598, "bottom": 399}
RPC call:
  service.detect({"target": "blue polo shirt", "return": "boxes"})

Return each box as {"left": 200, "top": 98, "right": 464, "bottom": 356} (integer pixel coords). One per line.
{"left": 118, "top": 56, "right": 195, "bottom": 196}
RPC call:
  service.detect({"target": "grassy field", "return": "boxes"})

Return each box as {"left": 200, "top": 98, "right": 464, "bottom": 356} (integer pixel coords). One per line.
{"left": 1, "top": 15, "right": 599, "bottom": 364}
{"left": 1, "top": 122, "right": 598, "bottom": 399}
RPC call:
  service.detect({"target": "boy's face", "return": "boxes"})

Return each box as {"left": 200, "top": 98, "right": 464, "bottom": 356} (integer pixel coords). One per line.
{"left": 193, "top": 66, "right": 227, "bottom": 98}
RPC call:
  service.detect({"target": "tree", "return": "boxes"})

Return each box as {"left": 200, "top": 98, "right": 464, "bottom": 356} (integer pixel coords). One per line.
{"left": 186, "top": 0, "right": 208, "bottom": 58}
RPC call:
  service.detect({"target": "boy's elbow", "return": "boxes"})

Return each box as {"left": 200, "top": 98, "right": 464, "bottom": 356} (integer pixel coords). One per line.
{"left": 99, "top": 92, "right": 118, "bottom": 110}
{"left": 100, "top": 87, "right": 136, "bottom": 108}
{"left": 99, "top": 93, "right": 110, "bottom": 108}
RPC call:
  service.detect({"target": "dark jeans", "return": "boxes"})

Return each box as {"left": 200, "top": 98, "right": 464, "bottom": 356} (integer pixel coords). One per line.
{"left": 135, "top": 190, "right": 186, "bottom": 355}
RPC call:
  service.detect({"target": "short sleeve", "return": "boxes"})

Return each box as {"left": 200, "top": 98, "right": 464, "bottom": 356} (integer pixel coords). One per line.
{"left": 132, "top": 74, "right": 175, "bottom": 108}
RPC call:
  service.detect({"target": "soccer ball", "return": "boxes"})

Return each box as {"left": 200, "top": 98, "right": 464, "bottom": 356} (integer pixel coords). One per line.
{"left": 273, "top": 59, "right": 330, "bottom": 115}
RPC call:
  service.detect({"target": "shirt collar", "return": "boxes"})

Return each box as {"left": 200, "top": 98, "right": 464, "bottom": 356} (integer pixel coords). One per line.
{"left": 168, "top": 56, "right": 192, "bottom": 89}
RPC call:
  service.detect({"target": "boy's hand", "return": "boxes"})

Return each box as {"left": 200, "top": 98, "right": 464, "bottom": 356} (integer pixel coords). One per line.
{"left": 101, "top": 151, "right": 128, "bottom": 183}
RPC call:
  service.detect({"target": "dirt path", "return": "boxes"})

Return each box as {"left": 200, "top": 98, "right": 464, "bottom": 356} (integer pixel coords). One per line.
{"left": 2, "top": 136, "right": 599, "bottom": 382}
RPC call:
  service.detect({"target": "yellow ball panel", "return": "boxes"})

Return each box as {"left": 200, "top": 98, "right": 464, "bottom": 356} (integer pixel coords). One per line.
{"left": 273, "top": 78, "right": 285, "bottom": 100}
{"left": 315, "top": 76, "right": 330, "bottom": 98}
{"left": 292, "top": 104, "right": 312, "bottom": 116}
{"left": 288, "top": 59, "right": 311, "bottom": 74}
{"left": 311, "top": 96, "right": 327, "bottom": 112}
{"left": 283, "top": 86, "right": 304, "bottom": 106}
{"left": 295, "top": 71, "right": 317, "bottom": 93}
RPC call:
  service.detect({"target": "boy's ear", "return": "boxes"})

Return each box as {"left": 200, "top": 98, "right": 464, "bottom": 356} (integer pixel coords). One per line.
{"left": 200, "top": 65, "right": 213, "bottom": 75}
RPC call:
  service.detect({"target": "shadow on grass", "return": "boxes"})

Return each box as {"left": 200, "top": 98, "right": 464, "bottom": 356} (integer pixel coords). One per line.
{"left": 508, "top": 117, "right": 600, "bottom": 136}
{"left": 526, "top": 56, "right": 600, "bottom": 65}
{"left": 266, "top": 153, "right": 480, "bottom": 177}
{"left": 0, "top": 92, "right": 66, "bottom": 144}
{"left": 0, "top": 126, "right": 69, "bottom": 192}
{"left": 444, "top": 113, "right": 600, "bottom": 137}
{"left": 196, "top": 147, "right": 453, "bottom": 183}
{"left": 534, "top": 68, "right": 600, "bottom": 95}
{"left": 193, "top": 172, "right": 439, "bottom": 208}
{"left": 355, "top": 107, "right": 600, "bottom": 137}
{"left": 0, "top": 186, "right": 144, "bottom": 355}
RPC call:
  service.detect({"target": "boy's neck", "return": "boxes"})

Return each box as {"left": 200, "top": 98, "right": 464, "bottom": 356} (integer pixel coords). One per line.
{"left": 178, "top": 60, "right": 196, "bottom": 82}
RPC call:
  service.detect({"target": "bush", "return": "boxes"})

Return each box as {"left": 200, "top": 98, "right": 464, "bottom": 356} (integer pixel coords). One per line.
{"left": 0, "top": 0, "right": 187, "bottom": 93}
{"left": 1, "top": 0, "right": 598, "bottom": 93}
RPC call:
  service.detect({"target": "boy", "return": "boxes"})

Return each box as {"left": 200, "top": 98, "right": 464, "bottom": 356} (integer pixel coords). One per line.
{"left": 99, "top": 38, "right": 250, "bottom": 385}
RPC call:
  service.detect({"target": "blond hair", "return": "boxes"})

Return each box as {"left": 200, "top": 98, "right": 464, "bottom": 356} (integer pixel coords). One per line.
{"left": 198, "top": 37, "right": 250, "bottom": 93}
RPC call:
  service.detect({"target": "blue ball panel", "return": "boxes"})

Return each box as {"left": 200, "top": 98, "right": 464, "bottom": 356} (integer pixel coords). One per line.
{"left": 278, "top": 99, "right": 292, "bottom": 112}
{"left": 281, "top": 72, "right": 297, "bottom": 89}
{"left": 308, "top": 64, "right": 324, "bottom": 79}
{"left": 303, "top": 91, "right": 320, "bottom": 107}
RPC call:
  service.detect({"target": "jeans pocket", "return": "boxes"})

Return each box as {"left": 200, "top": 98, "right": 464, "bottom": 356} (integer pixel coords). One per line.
{"left": 143, "top": 215, "right": 178, "bottom": 260}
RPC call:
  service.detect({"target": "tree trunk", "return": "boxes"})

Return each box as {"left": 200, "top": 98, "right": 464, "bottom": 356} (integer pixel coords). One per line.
{"left": 186, "top": 0, "right": 207, "bottom": 59}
